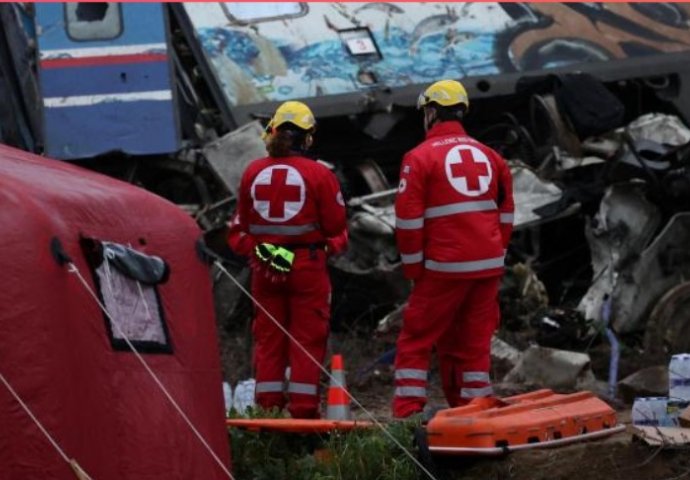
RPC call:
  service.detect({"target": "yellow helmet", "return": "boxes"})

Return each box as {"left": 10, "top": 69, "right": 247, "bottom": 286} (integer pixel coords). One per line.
{"left": 417, "top": 79, "right": 469, "bottom": 110}
{"left": 268, "top": 101, "right": 316, "bottom": 132}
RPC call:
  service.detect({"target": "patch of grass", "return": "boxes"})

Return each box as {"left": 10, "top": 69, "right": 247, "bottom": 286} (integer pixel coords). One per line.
{"left": 229, "top": 411, "right": 423, "bottom": 480}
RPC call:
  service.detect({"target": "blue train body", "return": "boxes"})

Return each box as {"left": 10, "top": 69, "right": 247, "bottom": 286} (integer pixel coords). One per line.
{"left": 35, "top": 3, "right": 179, "bottom": 159}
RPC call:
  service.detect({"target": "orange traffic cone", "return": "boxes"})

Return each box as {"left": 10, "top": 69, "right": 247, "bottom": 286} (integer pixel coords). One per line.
{"left": 326, "top": 354, "right": 352, "bottom": 420}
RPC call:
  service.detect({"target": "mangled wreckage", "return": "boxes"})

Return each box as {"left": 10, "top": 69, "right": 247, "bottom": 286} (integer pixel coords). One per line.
{"left": 4, "top": 3, "right": 690, "bottom": 384}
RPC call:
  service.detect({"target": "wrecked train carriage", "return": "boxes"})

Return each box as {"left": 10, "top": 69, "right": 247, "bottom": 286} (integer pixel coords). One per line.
{"left": 5, "top": 3, "right": 690, "bottom": 215}
{"left": 5, "top": 3, "right": 690, "bottom": 337}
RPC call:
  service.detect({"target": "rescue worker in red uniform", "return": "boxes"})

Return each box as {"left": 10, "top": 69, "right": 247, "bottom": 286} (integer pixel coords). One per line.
{"left": 228, "top": 101, "right": 347, "bottom": 418}
{"left": 393, "top": 80, "right": 514, "bottom": 418}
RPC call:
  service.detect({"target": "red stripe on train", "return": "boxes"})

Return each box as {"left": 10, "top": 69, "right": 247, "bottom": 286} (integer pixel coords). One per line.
{"left": 41, "top": 53, "right": 168, "bottom": 69}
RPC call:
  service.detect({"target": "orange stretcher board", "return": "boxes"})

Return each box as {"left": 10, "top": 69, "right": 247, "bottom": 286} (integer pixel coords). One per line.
{"left": 226, "top": 418, "right": 374, "bottom": 433}
{"left": 425, "top": 389, "right": 625, "bottom": 456}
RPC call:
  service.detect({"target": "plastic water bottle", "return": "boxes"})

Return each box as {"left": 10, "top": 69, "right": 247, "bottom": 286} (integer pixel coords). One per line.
{"left": 669, "top": 354, "right": 690, "bottom": 402}
{"left": 666, "top": 400, "right": 690, "bottom": 427}
{"left": 233, "top": 379, "right": 256, "bottom": 414}
{"left": 632, "top": 397, "right": 669, "bottom": 426}
{"left": 222, "top": 382, "right": 233, "bottom": 417}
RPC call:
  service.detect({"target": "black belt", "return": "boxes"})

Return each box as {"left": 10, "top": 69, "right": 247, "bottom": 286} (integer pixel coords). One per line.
{"left": 278, "top": 242, "right": 327, "bottom": 251}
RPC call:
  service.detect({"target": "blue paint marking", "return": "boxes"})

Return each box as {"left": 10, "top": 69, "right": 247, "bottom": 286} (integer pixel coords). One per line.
{"left": 44, "top": 100, "right": 178, "bottom": 159}
{"left": 41, "top": 61, "right": 171, "bottom": 98}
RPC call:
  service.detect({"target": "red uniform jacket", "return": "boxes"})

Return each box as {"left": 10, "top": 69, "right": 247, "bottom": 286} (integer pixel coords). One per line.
{"left": 229, "top": 155, "right": 347, "bottom": 255}
{"left": 395, "top": 121, "right": 514, "bottom": 280}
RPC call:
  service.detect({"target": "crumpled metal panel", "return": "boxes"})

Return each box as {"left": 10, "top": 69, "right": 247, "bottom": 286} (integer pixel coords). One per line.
{"left": 626, "top": 113, "right": 690, "bottom": 146}
{"left": 335, "top": 202, "right": 400, "bottom": 275}
{"left": 618, "top": 113, "right": 690, "bottom": 171}
{"left": 612, "top": 213, "right": 690, "bottom": 333}
{"left": 0, "top": 4, "right": 42, "bottom": 150}
{"left": 577, "top": 182, "right": 661, "bottom": 329}
{"left": 202, "top": 120, "right": 267, "bottom": 196}
{"left": 579, "top": 185, "right": 690, "bottom": 334}
{"left": 511, "top": 164, "right": 566, "bottom": 228}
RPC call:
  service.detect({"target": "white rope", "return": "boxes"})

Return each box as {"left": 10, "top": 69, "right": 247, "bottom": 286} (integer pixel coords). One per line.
{"left": 213, "top": 260, "right": 440, "bottom": 480}
{"left": 67, "top": 263, "right": 235, "bottom": 480}
{"left": 0, "top": 371, "right": 93, "bottom": 479}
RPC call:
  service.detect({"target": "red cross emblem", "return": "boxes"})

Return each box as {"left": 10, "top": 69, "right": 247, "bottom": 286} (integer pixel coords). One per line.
{"left": 445, "top": 145, "right": 492, "bottom": 197}
{"left": 251, "top": 165, "right": 305, "bottom": 221}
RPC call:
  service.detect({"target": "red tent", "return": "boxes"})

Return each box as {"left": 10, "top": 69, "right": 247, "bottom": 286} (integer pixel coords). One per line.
{"left": 0, "top": 144, "right": 231, "bottom": 479}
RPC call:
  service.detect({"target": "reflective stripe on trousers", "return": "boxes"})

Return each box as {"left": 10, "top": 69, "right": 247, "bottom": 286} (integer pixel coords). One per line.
{"left": 255, "top": 381, "right": 283, "bottom": 394}
{"left": 394, "top": 369, "right": 427, "bottom": 398}
{"left": 400, "top": 251, "right": 423, "bottom": 265}
{"left": 426, "top": 255, "right": 504, "bottom": 273}
{"left": 287, "top": 382, "right": 318, "bottom": 395}
{"left": 395, "top": 368, "right": 427, "bottom": 381}
{"left": 460, "top": 385, "right": 493, "bottom": 399}
{"left": 463, "top": 371, "right": 490, "bottom": 383}
{"left": 395, "top": 386, "right": 427, "bottom": 397}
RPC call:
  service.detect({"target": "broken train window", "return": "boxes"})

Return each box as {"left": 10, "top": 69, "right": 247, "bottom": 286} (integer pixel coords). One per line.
{"left": 65, "top": 3, "right": 122, "bottom": 41}
{"left": 221, "top": 2, "right": 307, "bottom": 25}
{"left": 82, "top": 239, "right": 172, "bottom": 354}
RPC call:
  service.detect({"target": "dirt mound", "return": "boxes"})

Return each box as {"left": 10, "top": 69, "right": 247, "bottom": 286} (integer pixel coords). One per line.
{"left": 455, "top": 433, "right": 686, "bottom": 480}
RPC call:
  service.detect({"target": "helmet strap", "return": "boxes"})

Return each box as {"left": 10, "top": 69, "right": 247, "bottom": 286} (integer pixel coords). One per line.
{"left": 423, "top": 106, "right": 438, "bottom": 132}
{"left": 304, "top": 132, "right": 314, "bottom": 150}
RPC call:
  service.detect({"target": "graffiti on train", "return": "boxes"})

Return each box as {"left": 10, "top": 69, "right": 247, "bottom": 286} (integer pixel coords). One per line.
{"left": 184, "top": 2, "right": 690, "bottom": 106}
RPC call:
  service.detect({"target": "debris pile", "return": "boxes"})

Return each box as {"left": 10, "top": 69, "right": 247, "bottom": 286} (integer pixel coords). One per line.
{"left": 204, "top": 73, "right": 690, "bottom": 427}
{"left": 335, "top": 75, "right": 690, "bottom": 419}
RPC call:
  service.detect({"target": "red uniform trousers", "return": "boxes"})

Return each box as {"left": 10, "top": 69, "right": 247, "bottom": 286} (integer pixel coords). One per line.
{"left": 393, "top": 274, "right": 500, "bottom": 418}
{"left": 252, "top": 249, "right": 330, "bottom": 419}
